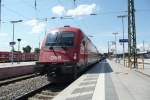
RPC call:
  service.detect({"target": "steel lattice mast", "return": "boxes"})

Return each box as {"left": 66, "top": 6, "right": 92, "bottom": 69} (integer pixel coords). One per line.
{"left": 128, "top": 0, "right": 137, "bottom": 68}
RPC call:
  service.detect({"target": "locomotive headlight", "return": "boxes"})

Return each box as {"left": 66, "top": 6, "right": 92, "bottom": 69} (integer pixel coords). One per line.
{"left": 73, "top": 53, "right": 77, "bottom": 60}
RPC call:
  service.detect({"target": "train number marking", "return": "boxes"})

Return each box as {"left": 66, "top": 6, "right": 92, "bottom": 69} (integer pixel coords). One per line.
{"left": 49, "top": 56, "right": 61, "bottom": 60}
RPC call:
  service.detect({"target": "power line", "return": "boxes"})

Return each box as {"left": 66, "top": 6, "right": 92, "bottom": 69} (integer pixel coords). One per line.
{"left": 34, "top": 0, "right": 37, "bottom": 10}
{"left": 2, "top": 0, "right": 43, "bottom": 22}
{"left": 57, "top": 0, "right": 64, "bottom": 6}
{"left": 3, "top": 5, "right": 28, "bottom": 19}
{"left": 22, "top": 0, "right": 36, "bottom": 10}
{"left": 21, "top": 0, "right": 42, "bottom": 15}
{"left": 136, "top": 9, "right": 150, "bottom": 12}
{"left": 73, "top": 0, "right": 77, "bottom": 7}
{"left": 91, "top": 10, "right": 127, "bottom": 16}
{"left": 1, "top": 6, "right": 149, "bottom": 24}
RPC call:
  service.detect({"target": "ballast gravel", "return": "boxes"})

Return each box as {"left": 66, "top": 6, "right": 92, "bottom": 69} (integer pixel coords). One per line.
{"left": 0, "top": 75, "right": 50, "bottom": 100}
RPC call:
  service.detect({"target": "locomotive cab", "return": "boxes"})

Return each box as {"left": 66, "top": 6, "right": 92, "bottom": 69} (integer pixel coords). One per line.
{"left": 36, "top": 27, "right": 81, "bottom": 77}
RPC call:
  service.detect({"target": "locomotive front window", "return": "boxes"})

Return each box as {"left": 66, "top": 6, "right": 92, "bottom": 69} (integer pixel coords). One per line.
{"left": 60, "top": 32, "right": 74, "bottom": 46}
{"left": 45, "top": 32, "right": 59, "bottom": 45}
{"left": 45, "top": 32, "right": 74, "bottom": 46}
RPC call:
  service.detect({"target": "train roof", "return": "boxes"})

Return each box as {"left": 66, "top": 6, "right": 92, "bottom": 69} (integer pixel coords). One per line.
{"left": 47, "top": 26, "right": 81, "bottom": 33}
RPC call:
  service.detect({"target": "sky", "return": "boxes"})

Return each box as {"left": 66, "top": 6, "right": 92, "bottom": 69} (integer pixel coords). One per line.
{"left": 0, "top": 0, "right": 150, "bottom": 53}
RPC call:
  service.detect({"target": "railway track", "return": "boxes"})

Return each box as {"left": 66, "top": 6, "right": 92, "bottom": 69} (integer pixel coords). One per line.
{"left": 0, "top": 74, "right": 50, "bottom": 100}
{"left": 0, "top": 73, "right": 71, "bottom": 100}
{"left": 27, "top": 83, "right": 69, "bottom": 100}
{"left": 0, "top": 73, "right": 37, "bottom": 86}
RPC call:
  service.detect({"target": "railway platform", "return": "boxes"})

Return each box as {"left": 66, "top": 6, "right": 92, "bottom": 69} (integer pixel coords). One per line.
{"left": 135, "top": 64, "right": 150, "bottom": 77}
{"left": 0, "top": 61, "right": 35, "bottom": 68}
{"left": 0, "top": 62, "right": 36, "bottom": 80}
{"left": 53, "top": 59, "right": 150, "bottom": 100}
{"left": 117, "top": 59, "right": 150, "bottom": 77}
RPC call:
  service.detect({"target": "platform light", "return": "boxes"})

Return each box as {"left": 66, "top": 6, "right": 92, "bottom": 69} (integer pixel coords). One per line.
{"left": 10, "top": 20, "right": 23, "bottom": 64}
{"left": 117, "top": 15, "right": 127, "bottom": 66}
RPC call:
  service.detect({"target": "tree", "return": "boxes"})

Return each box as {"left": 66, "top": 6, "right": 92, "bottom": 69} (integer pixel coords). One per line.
{"left": 23, "top": 45, "right": 32, "bottom": 53}
{"left": 34, "top": 48, "right": 40, "bottom": 53}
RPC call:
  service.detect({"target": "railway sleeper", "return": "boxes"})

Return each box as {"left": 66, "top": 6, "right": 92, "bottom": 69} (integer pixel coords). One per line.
{"left": 41, "top": 90, "right": 59, "bottom": 96}
{"left": 29, "top": 93, "right": 54, "bottom": 100}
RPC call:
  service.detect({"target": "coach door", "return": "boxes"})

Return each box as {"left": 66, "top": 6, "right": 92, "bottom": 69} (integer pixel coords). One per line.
{"left": 82, "top": 39, "right": 88, "bottom": 67}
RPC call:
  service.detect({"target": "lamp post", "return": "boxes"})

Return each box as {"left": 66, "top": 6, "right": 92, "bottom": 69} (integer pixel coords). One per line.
{"left": 112, "top": 32, "right": 119, "bottom": 62}
{"left": 117, "top": 15, "right": 127, "bottom": 66}
{"left": 44, "top": 18, "right": 48, "bottom": 36}
{"left": 17, "top": 38, "right": 21, "bottom": 63}
{"left": 108, "top": 41, "right": 110, "bottom": 56}
{"left": 108, "top": 41, "right": 115, "bottom": 58}
{"left": 10, "top": 20, "right": 23, "bottom": 64}
{"left": 143, "top": 40, "right": 145, "bottom": 52}
{"left": 0, "top": 0, "right": 1, "bottom": 31}
{"left": 17, "top": 38, "right": 21, "bottom": 51}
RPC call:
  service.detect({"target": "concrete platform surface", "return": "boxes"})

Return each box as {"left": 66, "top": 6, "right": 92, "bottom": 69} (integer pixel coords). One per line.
{"left": 116, "top": 58, "right": 150, "bottom": 76}
{"left": 135, "top": 64, "right": 150, "bottom": 77}
{"left": 53, "top": 59, "right": 150, "bottom": 100}
{"left": 0, "top": 62, "right": 35, "bottom": 68}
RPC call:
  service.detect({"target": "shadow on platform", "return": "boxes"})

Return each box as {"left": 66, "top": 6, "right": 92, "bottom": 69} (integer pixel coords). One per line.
{"left": 87, "top": 59, "right": 113, "bottom": 74}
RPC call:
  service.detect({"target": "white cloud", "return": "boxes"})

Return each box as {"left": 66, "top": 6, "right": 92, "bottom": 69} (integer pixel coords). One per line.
{"left": 52, "top": 4, "right": 96, "bottom": 17}
{"left": 25, "top": 19, "right": 45, "bottom": 34}
{"left": 52, "top": 5, "right": 65, "bottom": 16}
{"left": 66, "top": 4, "right": 96, "bottom": 17}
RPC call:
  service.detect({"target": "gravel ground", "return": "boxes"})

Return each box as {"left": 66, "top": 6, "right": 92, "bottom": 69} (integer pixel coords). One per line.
{"left": 0, "top": 75, "right": 50, "bottom": 100}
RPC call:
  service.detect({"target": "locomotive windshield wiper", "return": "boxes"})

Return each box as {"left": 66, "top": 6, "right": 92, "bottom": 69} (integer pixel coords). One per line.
{"left": 59, "top": 33, "right": 67, "bottom": 49}
{"left": 48, "top": 32, "right": 59, "bottom": 56}
{"left": 55, "top": 32, "right": 59, "bottom": 44}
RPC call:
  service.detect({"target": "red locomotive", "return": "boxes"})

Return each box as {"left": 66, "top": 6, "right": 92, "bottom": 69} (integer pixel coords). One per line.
{"left": 36, "top": 26, "right": 101, "bottom": 79}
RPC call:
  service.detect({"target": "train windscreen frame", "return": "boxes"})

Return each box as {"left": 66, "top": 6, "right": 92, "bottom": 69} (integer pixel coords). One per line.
{"left": 45, "top": 31, "right": 75, "bottom": 47}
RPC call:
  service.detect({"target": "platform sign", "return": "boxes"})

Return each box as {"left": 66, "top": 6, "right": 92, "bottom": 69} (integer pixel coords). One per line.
{"left": 9, "top": 42, "right": 16, "bottom": 46}
{"left": 119, "top": 39, "right": 128, "bottom": 43}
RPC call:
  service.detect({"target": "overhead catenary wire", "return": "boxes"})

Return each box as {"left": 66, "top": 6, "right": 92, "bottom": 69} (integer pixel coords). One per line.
{"left": 2, "top": 0, "right": 43, "bottom": 22}
{"left": 73, "top": 0, "right": 77, "bottom": 7}
{"left": 135, "top": 9, "right": 150, "bottom": 12}
{"left": 22, "top": 0, "right": 37, "bottom": 10}
{"left": 57, "top": 0, "right": 64, "bottom": 6}
{"left": 21, "top": 0, "right": 42, "bottom": 15}
{"left": 1, "top": 0, "right": 150, "bottom": 22}
{"left": 2, "top": 8, "right": 149, "bottom": 23}
{"left": 1, "top": 0, "right": 150, "bottom": 24}
{"left": 34, "top": 0, "right": 37, "bottom": 10}
{"left": 3, "top": 5, "right": 29, "bottom": 20}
